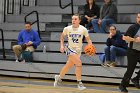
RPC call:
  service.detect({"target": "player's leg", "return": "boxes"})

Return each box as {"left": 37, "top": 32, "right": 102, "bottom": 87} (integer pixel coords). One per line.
{"left": 60, "top": 60, "right": 74, "bottom": 78}
{"left": 54, "top": 59, "right": 74, "bottom": 87}
{"left": 70, "top": 54, "right": 86, "bottom": 90}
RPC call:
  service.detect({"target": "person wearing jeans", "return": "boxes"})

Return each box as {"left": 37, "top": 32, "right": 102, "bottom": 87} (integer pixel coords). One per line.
{"left": 92, "top": 18, "right": 115, "bottom": 33}
{"left": 104, "top": 45, "right": 127, "bottom": 67}
{"left": 103, "top": 25, "right": 128, "bottom": 67}
{"left": 91, "top": 0, "right": 117, "bottom": 33}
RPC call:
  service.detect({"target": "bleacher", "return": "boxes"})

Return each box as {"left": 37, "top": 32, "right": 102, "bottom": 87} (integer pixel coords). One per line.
{"left": 0, "top": 0, "right": 140, "bottom": 84}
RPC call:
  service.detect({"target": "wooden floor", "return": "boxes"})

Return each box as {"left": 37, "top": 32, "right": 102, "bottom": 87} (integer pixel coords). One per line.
{"left": 0, "top": 76, "right": 139, "bottom": 93}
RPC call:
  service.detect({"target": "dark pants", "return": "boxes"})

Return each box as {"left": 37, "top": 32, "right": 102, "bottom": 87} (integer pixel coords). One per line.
{"left": 80, "top": 17, "right": 92, "bottom": 29}
{"left": 121, "top": 48, "right": 140, "bottom": 87}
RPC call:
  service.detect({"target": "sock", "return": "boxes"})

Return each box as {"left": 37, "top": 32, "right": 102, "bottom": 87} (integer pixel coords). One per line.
{"left": 77, "top": 80, "right": 82, "bottom": 84}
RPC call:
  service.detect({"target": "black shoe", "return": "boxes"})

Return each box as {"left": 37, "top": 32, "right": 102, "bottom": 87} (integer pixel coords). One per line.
{"left": 131, "top": 78, "right": 140, "bottom": 89}
{"left": 119, "top": 85, "right": 128, "bottom": 93}
{"left": 18, "top": 58, "right": 24, "bottom": 62}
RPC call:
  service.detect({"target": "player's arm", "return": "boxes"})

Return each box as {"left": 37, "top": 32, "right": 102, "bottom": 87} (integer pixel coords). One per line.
{"left": 60, "top": 33, "right": 65, "bottom": 53}
{"left": 85, "top": 36, "right": 92, "bottom": 45}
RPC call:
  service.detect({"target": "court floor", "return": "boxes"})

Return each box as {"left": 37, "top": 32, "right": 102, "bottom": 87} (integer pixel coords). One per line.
{"left": 0, "top": 76, "right": 139, "bottom": 93}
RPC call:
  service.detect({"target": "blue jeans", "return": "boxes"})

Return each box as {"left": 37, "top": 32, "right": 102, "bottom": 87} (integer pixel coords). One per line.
{"left": 104, "top": 46, "right": 127, "bottom": 62}
{"left": 91, "top": 18, "right": 115, "bottom": 33}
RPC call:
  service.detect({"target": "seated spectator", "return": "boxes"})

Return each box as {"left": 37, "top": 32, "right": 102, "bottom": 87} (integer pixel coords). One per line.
{"left": 102, "top": 25, "right": 128, "bottom": 67}
{"left": 13, "top": 22, "right": 41, "bottom": 62}
{"left": 91, "top": 0, "right": 117, "bottom": 33}
{"left": 80, "top": 0, "right": 100, "bottom": 32}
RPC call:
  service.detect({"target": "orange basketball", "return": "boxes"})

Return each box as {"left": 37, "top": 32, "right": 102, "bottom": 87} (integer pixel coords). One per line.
{"left": 84, "top": 44, "right": 96, "bottom": 56}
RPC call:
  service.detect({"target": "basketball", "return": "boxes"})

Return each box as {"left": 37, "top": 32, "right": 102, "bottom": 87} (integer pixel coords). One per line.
{"left": 84, "top": 44, "right": 96, "bottom": 56}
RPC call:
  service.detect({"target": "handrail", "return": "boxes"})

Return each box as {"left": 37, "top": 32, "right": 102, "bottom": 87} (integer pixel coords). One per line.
{"left": 3, "top": 0, "right": 15, "bottom": 22}
{"left": 59, "top": 0, "right": 74, "bottom": 15}
{"left": 0, "top": 29, "right": 6, "bottom": 59}
{"left": 24, "top": 11, "right": 41, "bottom": 39}
{"left": 3, "top": 0, "right": 37, "bottom": 22}
{"left": 20, "top": 0, "right": 37, "bottom": 14}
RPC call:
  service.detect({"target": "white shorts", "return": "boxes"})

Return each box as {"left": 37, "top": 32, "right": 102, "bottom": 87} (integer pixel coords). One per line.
{"left": 65, "top": 44, "right": 81, "bottom": 55}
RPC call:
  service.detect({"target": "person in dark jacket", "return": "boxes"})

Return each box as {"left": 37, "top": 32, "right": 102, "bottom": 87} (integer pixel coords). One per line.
{"left": 91, "top": 0, "right": 117, "bottom": 33}
{"left": 80, "top": 0, "right": 100, "bottom": 31}
{"left": 119, "top": 12, "right": 140, "bottom": 93}
{"left": 103, "top": 25, "right": 128, "bottom": 67}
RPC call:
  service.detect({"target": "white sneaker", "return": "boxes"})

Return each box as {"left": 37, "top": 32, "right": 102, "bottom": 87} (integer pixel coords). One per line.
{"left": 54, "top": 75, "right": 62, "bottom": 87}
{"left": 15, "top": 59, "right": 19, "bottom": 62}
{"left": 15, "top": 59, "right": 25, "bottom": 63}
{"left": 78, "top": 82, "right": 86, "bottom": 90}
{"left": 21, "top": 59, "right": 26, "bottom": 63}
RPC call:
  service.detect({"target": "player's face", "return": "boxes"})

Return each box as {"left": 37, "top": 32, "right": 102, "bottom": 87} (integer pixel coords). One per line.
{"left": 25, "top": 24, "right": 31, "bottom": 31}
{"left": 136, "top": 13, "right": 140, "bottom": 24}
{"left": 72, "top": 15, "right": 80, "bottom": 28}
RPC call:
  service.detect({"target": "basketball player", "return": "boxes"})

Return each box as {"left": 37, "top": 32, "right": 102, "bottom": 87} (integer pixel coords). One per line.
{"left": 54, "top": 14, "right": 92, "bottom": 90}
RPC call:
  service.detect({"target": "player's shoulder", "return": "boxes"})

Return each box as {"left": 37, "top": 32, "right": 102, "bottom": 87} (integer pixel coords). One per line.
{"left": 79, "top": 25, "right": 87, "bottom": 29}
{"left": 64, "top": 25, "right": 72, "bottom": 30}
{"left": 79, "top": 25, "right": 88, "bottom": 32}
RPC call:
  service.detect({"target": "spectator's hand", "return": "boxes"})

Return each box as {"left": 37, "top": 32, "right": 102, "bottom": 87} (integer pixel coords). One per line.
{"left": 98, "top": 19, "right": 102, "bottom": 25}
{"left": 88, "top": 17, "right": 93, "bottom": 22}
{"left": 27, "top": 41, "right": 33, "bottom": 46}
{"left": 108, "top": 33, "right": 113, "bottom": 38}
{"left": 85, "top": 15, "right": 88, "bottom": 18}
{"left": 60, "top": 45, "right": 65, "bottom": 53}
{"left": 21, "top": 44, "right": 27, "bottom": 50}
{"left": 85, "top": 15, "right": 91, "bottom": 22}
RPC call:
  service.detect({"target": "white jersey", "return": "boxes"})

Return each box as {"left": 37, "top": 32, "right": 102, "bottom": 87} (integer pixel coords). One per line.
{"left": 63, "top": 25, "right": 89, "bottom": 54}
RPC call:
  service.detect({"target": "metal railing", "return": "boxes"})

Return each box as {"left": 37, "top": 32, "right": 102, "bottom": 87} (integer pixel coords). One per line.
{"left": 59, "top": 0, "right": 74, "bottom": 15}
{"left": 19, "top": 0, "right": 37, "bottom": 14}
{"left": 3, "top": 0, "right": 15, "bottom": 22}
{"left": 0, "top": 29, "right": 6, "bottom": 59}
{"left": 24, "top": 11, "right": 40, "bottom": 38}
{"left": 3, "top": 0, "right": 37, "bottom": 22}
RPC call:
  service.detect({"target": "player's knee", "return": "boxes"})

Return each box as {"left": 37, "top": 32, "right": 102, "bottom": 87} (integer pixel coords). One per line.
{"left": 76, "top": 61, "right": 82, "bottom": 67}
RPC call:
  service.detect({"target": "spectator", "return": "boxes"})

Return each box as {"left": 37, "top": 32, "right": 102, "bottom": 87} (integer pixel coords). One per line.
{"left": 80, "top": 0, "right": 100, "bottom": 32}
{"left": 54, "top": 14, "right": 93, "bottom": 90}
{"left": 91, "top": 0, "right": 117, "bottom": 33}
{"left": 119, "top": 12, "right": 140, "bottom": 93}
{"left": 102, "top": 25, "right": 127, "bottom": 67}
{"left": 13, "top": 22, "right": 41, "bottom": 62}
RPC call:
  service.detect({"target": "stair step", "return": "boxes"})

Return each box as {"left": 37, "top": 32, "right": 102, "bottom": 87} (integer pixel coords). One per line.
{"left": 6, "top": 14, "right": 62, "bottom": 23}
{"left": 117, "top": 0, "right": 140, "bottom": 5}
{"left": 45, "top": 22, "right": 68, "bottom": 31}
{"left": 0, "top": 23, "right": 46, "bottom": 31}
{"left": 22, "top": 6, "right": 78, "bottom": 14}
